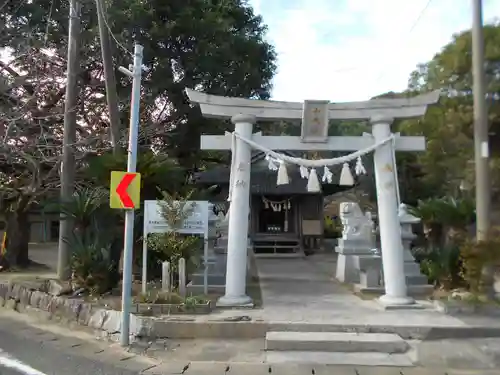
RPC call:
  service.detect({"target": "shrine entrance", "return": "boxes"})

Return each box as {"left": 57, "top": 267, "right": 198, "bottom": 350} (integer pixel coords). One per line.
{"left": 252, "top": 195, "right": 300, "bottom": 256}
{"left": 257, "top": 195, "right": 293, "bottom": 234}
{"left": 186, "top": 88, "right": 440, "bottom": 308}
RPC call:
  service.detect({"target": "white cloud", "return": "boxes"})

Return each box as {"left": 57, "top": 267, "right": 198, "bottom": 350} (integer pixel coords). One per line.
{"left": 249, "top": 0, "right": 500, "bottom": 102}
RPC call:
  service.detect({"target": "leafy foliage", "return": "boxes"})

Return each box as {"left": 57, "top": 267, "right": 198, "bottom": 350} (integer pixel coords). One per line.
{"left": 409, "top": 197, "right": 475, "bottom": 229}
{"left": 134, "top": 289, "right": 185, "bottom": 304}
{"left": 409, "top": 197, "right": 476, "bottom": 291}
{"left": 65, "top": 229, "right": 115, "bottom": 295}
{"left": 84, "top": 151, "right": 188, "bottom": 199}
{"left": 459, "top": 227, "right": 500, "bottom": 294}
{"left": 413, "top": 245, "right": 464, "bottom": 289}
{"left": 57, "top": 188, "right": 119, "bottom": 294}
{"left": 147, "top": 233, "right": 201, "bottom": 274}
{"left": 46, "top": 187, "right": 111, "bottom": 232}
{"left": 323, "top": 215, "right": 342, "bottom": 238}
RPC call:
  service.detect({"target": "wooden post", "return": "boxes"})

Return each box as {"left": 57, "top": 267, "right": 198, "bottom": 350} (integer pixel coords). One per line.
{"left": 57, "top": 0, "right": 81, "bottom": 280}
{"left": 178, "top": 258, "right": 186, "bottom": 297}
{"left": 161, "top": 261, "right": 170, "bottom": 292}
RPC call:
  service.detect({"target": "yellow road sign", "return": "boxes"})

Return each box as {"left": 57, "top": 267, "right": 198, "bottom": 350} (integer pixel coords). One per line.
{"left": 110, "top": 171, "right": 141, "bottom": 209}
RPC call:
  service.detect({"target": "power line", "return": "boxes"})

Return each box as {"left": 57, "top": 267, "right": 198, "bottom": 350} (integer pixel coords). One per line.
{"left": 43, "top": 0, "right": 55, "bottom": 45}
{"left": 0, "top": 0, "right": 12, "bottom": 12}
{"left": 98, "top": 0, "right": 133, "bottom": 57}
{"left": 374, "top": 0, "right": 435, "bottom": 84}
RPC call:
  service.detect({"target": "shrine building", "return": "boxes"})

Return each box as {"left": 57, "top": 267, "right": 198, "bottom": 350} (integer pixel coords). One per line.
{"left": 195, "top": 151, "right": 357, "bottom": 256}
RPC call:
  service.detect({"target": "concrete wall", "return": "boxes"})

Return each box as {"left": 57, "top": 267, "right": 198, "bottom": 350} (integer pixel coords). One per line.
{"left": 0, "top": 212, "right": 59, "bottom": 243}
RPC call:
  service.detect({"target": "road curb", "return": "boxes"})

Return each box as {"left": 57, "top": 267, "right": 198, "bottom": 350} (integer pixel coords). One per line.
{"left": 147, "top": 320, "right": 500, "bottom": 340}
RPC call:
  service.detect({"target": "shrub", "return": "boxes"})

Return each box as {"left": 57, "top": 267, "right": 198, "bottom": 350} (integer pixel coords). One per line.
{"left": 65, "top": 230, "right": 115, "bottom": 295}
{"left": 57, "top": 187, "right": 119, "bottom": 295}
{"left": 134, "top": 289, "right": 209, "bottom": 305}
{"left": 134, "top": 289, "right": 184, "bottom": 304}
{"left": 460, "top": 227, "right": 500, "bottom": 294}
{"left": 409, "top": 196, "right": 475, "bottom": 249}
{"left": 413, "top": 245, "right": 464, "bottom": 289}
{"left": 146, "top": 232, "right": 202, "bottom": 284}
{"left": 324, "top": 215, "right": 342, "bottom": 238}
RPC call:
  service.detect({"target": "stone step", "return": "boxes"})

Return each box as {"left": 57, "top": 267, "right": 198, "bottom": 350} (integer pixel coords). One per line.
{"left": 406, "top": 274, "right": 430, "bottom": 285}
{"left": 186, "top": 284, "right": 225, "bottom": 294}
{"left": 265, "top": 331, "right": 410, "bottom": 353}
{"left": 353, "top": 284, "right": 433, "bottom": 296}
{"left": 266, "top": 350, "right": 415, "bottom": 367}
{"left": 190, "top": 273, "right": 226, "bottom": 285}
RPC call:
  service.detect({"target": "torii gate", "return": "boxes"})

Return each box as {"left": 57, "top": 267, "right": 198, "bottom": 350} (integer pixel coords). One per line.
{"left": 186, "top": 88, "right": 440, "bottom": 308}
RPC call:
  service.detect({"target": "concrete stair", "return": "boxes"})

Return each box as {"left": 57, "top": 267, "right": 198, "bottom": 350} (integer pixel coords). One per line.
{"left": 265, "top": 331, "right": 409, "bottom": 353}
{"left": 265, "top": 331, "right": 415, "bottom": 366}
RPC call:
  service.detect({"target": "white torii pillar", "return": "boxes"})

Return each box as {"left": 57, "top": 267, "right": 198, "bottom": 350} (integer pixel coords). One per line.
{"left": 217, "top": 114, "right": 255, "bottom": 306}
{"left": 371, "top": 115, "right": 412, "bottom": 305}
{"left": 187, "top": 88, "right": 440, "bottom": 307}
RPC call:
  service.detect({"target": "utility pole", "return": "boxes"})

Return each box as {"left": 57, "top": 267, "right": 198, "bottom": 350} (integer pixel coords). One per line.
{"left": 57, "top": 0, "right": 81, "bottom": 280}
{"left": 118, "top": 44, "right": 143, "bottom": 347}
{"left": 95, "top": 0, "right": 121, "bottom": 153}
{"left": 472, "top": 0, "right": 493, "bottom": 294}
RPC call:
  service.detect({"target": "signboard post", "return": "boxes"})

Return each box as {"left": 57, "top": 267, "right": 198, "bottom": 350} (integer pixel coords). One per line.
{"left": 142, "top": 200, "right": 209, "bottom": 295}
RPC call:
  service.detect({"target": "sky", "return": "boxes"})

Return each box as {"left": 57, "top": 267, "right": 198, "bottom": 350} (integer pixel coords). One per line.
{"left": 249, "top": 0, "right": 500, "bottom": 103}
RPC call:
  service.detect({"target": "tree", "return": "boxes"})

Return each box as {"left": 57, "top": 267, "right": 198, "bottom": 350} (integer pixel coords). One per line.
{"left": 0, "top": 46, "right": 111, "bottom": 267}
{"left": 1, "top": 0, "right": 276, "bottom": 177}
{"left": 0, "top": 0, "right": 277, "bottom": 265}
{"left": 394, "top": 23, "right": 500, "bottom": 204}
{"left": 103, "top": 0, "right": 277, "bottom": 172}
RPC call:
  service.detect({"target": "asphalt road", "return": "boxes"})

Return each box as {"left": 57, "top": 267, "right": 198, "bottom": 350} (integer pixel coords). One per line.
{"left": 1, "top": 310, "right": 500, "bottom": 375}
{"left": 0, "top": 315, "right": 150, "bottom": 375}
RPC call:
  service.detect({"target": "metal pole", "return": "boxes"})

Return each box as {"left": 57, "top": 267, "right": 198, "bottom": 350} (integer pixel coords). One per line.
{"left": 57, "top": 0, "right": 81, "bottom": 280}
{"left": 472, "top": 0, "right": 493, "bottom": 295}
{"left": 120, "top": 44, "right": 143, "bottom": 347}
{"left": 472, "top": 0, "right": 491, "bottom": 241}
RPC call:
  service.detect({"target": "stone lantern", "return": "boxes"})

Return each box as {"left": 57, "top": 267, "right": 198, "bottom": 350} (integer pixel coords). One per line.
{"left": 207, "top": 202, "right": 219, "bottom": 241}
{"left": 398, "top": 203, "right": 432, "bottom": 292}
{"left": 215, "top": 208, "right": 229, "bottom": 254}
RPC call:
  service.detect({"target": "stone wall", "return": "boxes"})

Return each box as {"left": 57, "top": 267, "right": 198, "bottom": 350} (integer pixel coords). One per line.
{"left": 0, "top": 281, "right": 152, "bottom": 339}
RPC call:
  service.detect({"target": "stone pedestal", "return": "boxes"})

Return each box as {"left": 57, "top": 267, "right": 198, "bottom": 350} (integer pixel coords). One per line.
{"left": 354, "top": 254, "right": 384, "bottom": 293}
{"left": 335, "top": 202, "right": 380, "bottom": 284}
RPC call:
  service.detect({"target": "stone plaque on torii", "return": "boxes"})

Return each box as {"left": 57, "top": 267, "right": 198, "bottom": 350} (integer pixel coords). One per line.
{"left": 186, "top": 88, "right": 440, "bottom": 308}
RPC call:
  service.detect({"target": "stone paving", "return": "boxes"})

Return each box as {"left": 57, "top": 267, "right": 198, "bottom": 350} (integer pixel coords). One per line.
{"left": 178, "top": 254, "right": 496, "bottom": 331}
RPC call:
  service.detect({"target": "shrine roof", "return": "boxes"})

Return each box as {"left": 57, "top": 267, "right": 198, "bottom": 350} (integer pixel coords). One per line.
{"left": 195, "top": 150, "right": 297, "bottom": 182}
{"left": 194, "top": 150, "right": 365, "bottom": 195}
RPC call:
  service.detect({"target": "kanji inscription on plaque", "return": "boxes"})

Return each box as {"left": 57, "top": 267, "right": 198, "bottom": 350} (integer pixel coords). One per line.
{"left": 301, "top": 100, "right": 329, "bottom": 143}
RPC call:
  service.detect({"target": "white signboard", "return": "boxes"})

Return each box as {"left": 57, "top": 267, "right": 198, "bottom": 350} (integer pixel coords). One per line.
{"left": 144, "top": 200, "right": 209, "bottom": 236}
{"left": 142, "top": 200, "right": 210, "bottom": 294}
